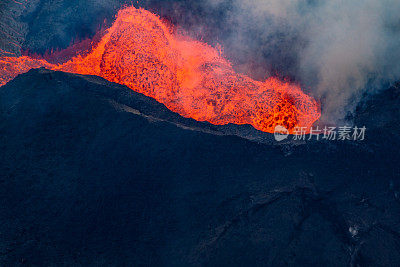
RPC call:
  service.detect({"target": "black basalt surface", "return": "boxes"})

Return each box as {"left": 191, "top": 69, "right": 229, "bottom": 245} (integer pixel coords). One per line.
{"left": 0, "top": 69, "right": 399, "bottom": 266}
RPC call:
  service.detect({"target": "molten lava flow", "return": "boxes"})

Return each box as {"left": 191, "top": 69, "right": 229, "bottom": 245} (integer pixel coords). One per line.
{"left": 0, "top": 7, "right": 320, "bottom": 133}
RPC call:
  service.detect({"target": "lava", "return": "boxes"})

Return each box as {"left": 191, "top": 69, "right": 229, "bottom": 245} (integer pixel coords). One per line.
{"left": 0, "top": 6, "right": 320, "bottom": 133}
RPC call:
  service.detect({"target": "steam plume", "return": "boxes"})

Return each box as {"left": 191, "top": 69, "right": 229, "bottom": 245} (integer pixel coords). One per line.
{"left": 206, "top": 0, "right": 400, "bottom": 123}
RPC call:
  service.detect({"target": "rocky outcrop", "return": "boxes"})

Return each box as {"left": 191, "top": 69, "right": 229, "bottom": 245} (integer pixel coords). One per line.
{"left": 0, "top": 0, "right": 32, "bottom": 56}
{"left": 0, "top": 69, "right": 399, "bottom": 266}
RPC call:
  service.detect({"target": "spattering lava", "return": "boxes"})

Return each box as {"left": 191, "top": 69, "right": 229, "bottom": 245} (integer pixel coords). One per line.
{"left": 0, "top": 7, "right": 320, "bottom": 133}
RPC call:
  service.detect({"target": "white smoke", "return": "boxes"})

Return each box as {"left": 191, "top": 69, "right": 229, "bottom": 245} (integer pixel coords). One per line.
{"left": 206, "top": 0, "right": 400, "bottom": 123}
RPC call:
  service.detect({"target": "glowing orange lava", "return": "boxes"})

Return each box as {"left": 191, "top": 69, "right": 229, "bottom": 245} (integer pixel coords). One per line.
{"left": 0, "top": 7, "right": 320, "bottom": 133}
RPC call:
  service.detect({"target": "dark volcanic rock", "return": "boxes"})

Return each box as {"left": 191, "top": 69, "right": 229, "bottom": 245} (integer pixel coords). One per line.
{"left": 0, "top": 0, "right": 31, "bottom": 56}
{"left": 0, "top": 69, "right": 399, "bottom": 266}
{"left": 0, "top": 0, "right": 131, "bottom": 56}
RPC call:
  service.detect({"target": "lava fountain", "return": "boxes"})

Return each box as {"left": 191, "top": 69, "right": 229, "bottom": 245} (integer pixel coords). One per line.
{"left": 0, "top": 6, "right": 320, "bottom": 133}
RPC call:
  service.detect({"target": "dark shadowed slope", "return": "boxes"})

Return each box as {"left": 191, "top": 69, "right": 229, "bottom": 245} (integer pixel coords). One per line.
{"left": 0, "top": 69, "right": 400, "bottom": 266}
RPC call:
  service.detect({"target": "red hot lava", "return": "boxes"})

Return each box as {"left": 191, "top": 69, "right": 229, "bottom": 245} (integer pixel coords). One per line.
{"left": 0, "top": 7, "right": 320, "bottom": 133}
